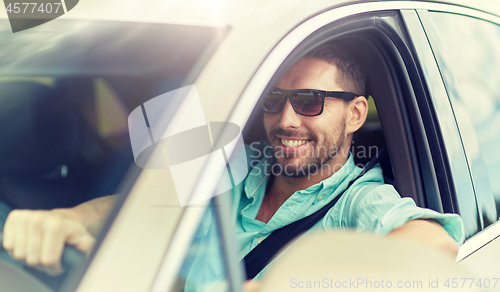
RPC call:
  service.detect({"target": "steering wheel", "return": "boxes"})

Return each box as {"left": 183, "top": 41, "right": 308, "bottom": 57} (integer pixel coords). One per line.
{"left": 0, "top": 232, "right": 86, "bottom": 292}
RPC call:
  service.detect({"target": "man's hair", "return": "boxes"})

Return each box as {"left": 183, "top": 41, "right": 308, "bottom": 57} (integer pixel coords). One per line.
{"left": 304, "top": 42, "right": 366, "bottom": 96}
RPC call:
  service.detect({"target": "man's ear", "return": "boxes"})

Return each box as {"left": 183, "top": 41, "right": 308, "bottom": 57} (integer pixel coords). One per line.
{"left": 346, "top": 96, "right": 368, "bottom": 134}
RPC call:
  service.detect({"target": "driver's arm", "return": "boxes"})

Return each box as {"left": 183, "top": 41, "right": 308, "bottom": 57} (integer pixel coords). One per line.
{"left": 2, "top": 194, "right": 117, "bottom": 275}
{"left": 387, "top": 219, "right": 459, "bottom": 257}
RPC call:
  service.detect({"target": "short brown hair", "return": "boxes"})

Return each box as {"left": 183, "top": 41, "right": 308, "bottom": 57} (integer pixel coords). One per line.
{"left": 304, "top": 42, "right": 366, "bottom": 96}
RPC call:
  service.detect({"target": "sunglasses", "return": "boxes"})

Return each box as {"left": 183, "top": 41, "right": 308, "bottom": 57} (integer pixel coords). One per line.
{"left": 261, "top": 88, "right": 358, "bottom": 117}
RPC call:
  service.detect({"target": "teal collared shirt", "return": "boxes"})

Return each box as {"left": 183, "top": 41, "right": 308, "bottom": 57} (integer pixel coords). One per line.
{"left": 183, "top": 141, "right": 465, "bottom": 289}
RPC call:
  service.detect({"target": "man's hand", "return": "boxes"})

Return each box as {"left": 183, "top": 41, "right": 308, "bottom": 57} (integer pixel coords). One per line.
{"left": 1, "top": 195, "right": 117, "bottom": 275}
{"left": 2, "top": 209, "right": 95, "bottom": 275}
{"left": 387, "top": 219, "right": 459, "bottom": 257}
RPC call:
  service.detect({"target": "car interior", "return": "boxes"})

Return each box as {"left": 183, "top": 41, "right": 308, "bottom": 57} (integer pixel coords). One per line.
{"left": 0, "top": 78, "right": 133, "bottom": 210}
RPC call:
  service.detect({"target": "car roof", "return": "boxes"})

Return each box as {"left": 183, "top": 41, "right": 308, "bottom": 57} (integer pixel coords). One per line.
{"left": 1, "top": 0, "right": 499, "bottom": 27}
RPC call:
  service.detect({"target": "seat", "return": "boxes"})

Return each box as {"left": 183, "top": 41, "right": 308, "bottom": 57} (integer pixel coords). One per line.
{"left": 0, "top": 81, "right": 81, "bottom": 209}
{"left": 352, "top": 126, "right": 394, "bottom": 185}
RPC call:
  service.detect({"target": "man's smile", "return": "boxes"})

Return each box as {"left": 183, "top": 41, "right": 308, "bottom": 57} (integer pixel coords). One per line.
{"left": 278, "top": 137, "right": 312, "bottom": 152}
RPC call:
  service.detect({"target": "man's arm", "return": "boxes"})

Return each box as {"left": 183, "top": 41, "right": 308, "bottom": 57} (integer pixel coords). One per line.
{"left": 2, "top": 194, "right": 117, "bottom": 275}
{"left": 55, "top": 194, "right": 118, "bottom": 236}
{"left": 387, "top": 219, "right": 459, "bottom": 257}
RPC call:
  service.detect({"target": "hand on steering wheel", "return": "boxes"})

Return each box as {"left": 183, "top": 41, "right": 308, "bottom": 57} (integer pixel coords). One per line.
{"left": 0, "top": 209, "right": 91, "bottom": 291}
{"left": 0, "top": 232, "right": 86, "bottom": 292}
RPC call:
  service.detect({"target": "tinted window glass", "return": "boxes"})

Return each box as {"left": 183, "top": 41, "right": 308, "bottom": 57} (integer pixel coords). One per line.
{"left": 0, "top": 18, "right": 225, "bottom": 290}
{"left": 0, "top": 19, "right": 223, "bottom": 208}
{"left": 428, "top": 12, "right": 500, "bottom": 224}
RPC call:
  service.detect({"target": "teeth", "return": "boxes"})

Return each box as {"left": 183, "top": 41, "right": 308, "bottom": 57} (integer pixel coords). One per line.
{"left": 281, "top": 139, "right": 308, "bottom": 147}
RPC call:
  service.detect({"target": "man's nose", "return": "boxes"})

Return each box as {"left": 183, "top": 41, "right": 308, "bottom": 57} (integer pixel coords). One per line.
{"left": 279, "top": 98, "right": 301, "bottom": 130}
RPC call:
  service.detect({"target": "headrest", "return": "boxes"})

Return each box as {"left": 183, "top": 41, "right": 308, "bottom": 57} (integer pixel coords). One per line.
{"left": 0, "top": 81, "right": 79, "bottom": 176}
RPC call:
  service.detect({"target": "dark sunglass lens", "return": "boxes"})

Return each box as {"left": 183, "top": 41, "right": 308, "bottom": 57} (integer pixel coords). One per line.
{"left": 292, "top": 91, "right": 323, "bottom": 115}
{"left": 262, "top": 90, "right": 284, "bottom": 113}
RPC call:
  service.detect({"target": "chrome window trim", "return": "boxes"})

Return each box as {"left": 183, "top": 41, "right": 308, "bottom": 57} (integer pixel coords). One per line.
{"left": 150, "top": 2, "right": 500, "bottom": 292}
{"left": 457, "top": 220, "right": 500, "bottom": 262}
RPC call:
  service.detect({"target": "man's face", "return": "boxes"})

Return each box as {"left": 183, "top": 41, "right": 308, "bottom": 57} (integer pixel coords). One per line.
{"left": 263, "top": 57, "right": 350, "bottom": 177}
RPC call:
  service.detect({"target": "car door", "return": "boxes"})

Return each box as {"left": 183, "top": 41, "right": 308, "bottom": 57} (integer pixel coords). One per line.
{"left": 401, "top": 2, "right": 500, "bottom": 282}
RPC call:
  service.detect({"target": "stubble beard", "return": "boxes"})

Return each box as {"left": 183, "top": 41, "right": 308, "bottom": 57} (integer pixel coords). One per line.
{"left": 268, "top": 122, "right": 346, "bottom": 178}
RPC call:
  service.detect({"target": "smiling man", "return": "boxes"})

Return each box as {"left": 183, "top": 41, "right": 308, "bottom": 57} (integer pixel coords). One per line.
{"left": 247, "top": 42, "right": 463, "bottom": 256}
{"left": 182, "top": 42, "right": 464, "bottom": 290}
{"left": 2, "top": 42, "right": 464, "bottom": 286}
{"left": 256, "top": 56, "right": 363, "bottom": 224}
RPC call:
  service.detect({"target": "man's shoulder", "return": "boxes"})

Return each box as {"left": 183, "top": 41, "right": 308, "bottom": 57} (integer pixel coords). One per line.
{"left": 353, "top": 162, "right": 385, "bottom": 185}
{"left": 345, "top": 162, "right": 400, "bottom": 201}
